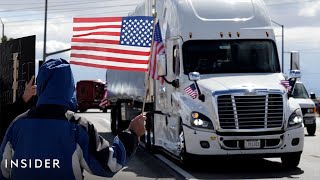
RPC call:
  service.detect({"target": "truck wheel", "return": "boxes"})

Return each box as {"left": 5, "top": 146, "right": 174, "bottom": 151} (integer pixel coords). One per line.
{"left": 145, "top": 113, "right": 157, "bottom": 152}
{"left": 307, "top": 125, "right": 316, "bottom": 136}
{"left": 281, "top": 152, "right": 301, "bottom": 169}
{"left": 110, "top": 106, "right": 118, "bottom": 135}
{"left": 178, "top": 120, "right": 193, "bottom": 168}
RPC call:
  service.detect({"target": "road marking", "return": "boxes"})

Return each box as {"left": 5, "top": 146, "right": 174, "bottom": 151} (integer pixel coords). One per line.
{"left": 154, "top": 154, "right": 198, "bottom": 180}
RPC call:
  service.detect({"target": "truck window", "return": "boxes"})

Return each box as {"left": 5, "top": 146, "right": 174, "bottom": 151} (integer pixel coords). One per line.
{"left": 292, "top": 83, "right": 309, "bottom": 99}
{"left": 173, "top": 45, "right": 180, "bottom": 76}
{"left": 182, "top": 40, "right": 280, "bottom": 74}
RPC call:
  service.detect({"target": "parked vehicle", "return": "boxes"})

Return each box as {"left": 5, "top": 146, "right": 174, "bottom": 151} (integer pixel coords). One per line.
{"left": 291, "top": 82, "right": 317, "bottom": 136}
{"left": 310, "top": 92, "right": 319, "bottom": 115}
{"left": 107, "top": 0, "right": 304, "bottom": 169}
{"left": 76, "top": 80, "right": 106, "bottom": 112}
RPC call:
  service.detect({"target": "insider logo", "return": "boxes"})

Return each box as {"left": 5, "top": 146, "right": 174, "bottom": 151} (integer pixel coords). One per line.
{"left": 4, "top": 159, "right": 60, "bottom": 169}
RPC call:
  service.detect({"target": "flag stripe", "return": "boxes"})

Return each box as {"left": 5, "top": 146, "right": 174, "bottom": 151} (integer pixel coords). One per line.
{"left": 71, "top": 49, "right": 149, "bottom": 61}
{"left": 73, "top": 31, "right": 121, "bottom": 38}
{"left": 70, "top": 61, "right": 147, "bottom": 72}
{"left": 71, "top": 57, "right": 148, "bottom": 68}
{"left": 73, "top": 35, "right": 120, "bottom": 41}
{"left": 71, "top": 46, "right": 150, "bottom": 56}
{"left": 71, "top": 38, "right": 119, "bottom": 45}
{"left": 74, "top": 17, "right": 123, "bottom": 23}
{"left": 73, "top": 21, "right": 122, "bottom": 28}
{"left": 71, "top": 53, "right": 149, "bottom": 64}
{"left": 72, "top": 42, "right": 150, "bottom": 52}
{"left": 73, "top": 25, "right": 122, "bottom": 32}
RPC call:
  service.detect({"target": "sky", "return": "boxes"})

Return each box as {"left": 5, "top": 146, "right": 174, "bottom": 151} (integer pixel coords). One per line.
{"left": 1, "top": 0, "right": 320, "bottom": 95}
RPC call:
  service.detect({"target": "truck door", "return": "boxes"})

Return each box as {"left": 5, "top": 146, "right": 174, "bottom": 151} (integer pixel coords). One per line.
{"left": 154, "top": 40, "right": 182, "bottom": 153}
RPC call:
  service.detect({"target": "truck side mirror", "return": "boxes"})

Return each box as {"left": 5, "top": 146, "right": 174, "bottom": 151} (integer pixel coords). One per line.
{"left": 290, "top": 51, "right": 300, "bottom": 70}
{"left": 157, "top": 54, "right": 167, "bottom": 77}
{"left": 310, "top": 92, "right": 316, "bottom": 99}
{"left": 189, "top": 72, "right": 200, "bottom": 81}
{"left": 289, "top": 70, "right": 301, "bottom": 79}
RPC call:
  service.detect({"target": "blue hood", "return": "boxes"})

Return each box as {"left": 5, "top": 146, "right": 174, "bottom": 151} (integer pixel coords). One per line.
{"left": 36, "top": 58, "right": 77, "bottom": 111}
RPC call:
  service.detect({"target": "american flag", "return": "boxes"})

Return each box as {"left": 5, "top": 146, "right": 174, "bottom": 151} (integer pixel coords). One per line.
{"left": 99, "top": 85, "right": 109, "bottom": 107}
{"left": 70, "top": 16, "right": 154, "bottom": 72}
{"left": 281, "top": 80, "right": 292, "bottom": 91}
{"left": 184, "top": 83, "right": 198, "bottom": 99}
{"left": 150, "top": 21, "right": 165, "bottom": 81}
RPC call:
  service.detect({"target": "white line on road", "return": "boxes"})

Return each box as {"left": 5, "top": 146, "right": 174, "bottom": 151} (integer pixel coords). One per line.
{"left": 154, "top": 154, "right": 198, "bottom": 180}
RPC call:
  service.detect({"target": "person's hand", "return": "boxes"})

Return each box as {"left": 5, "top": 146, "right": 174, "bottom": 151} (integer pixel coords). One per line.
{"left": 22, "top": 75, "right": 37, "bottom": 103}
{"left": 128, "top": 114, "right": 146, "bottom": 139}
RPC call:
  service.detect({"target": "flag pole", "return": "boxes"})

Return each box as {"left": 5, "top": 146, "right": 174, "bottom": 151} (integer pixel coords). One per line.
{"left": 142, "top": 5, "right": 157, "bottom": 115}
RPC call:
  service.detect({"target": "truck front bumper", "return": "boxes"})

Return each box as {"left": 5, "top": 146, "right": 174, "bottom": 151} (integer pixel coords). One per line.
{"left": 183, "top": 125, "right": 304, "bottom": 156}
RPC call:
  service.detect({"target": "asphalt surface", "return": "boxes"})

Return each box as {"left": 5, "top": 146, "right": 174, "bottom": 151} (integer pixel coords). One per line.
{"left": 79, "top": 110, "right": 320, "bottom": 180}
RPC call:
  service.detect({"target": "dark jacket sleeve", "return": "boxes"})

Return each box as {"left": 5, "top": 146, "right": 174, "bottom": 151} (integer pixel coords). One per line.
{"left": 65, "top": 111, "right": 139, "bottom": 177}
{"left": 0, "top": 97, "right": 32, "bottom": 142}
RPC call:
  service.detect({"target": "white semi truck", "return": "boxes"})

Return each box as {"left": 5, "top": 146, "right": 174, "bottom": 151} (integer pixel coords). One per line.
{"left": 107, "top": 0, "right": 304, "bottom": 169}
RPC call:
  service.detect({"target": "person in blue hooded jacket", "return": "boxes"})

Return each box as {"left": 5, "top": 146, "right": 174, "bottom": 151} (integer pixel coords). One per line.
{"left": 0, "top": 58, "right": 146, "bottom": 180}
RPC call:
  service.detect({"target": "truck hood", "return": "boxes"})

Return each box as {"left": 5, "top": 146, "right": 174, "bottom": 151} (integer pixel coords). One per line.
{"left": 196, "top": 73, "right": 286, "bottom": 93}
{"left": 290, "top": 98, "right": 315, "bottom": 108}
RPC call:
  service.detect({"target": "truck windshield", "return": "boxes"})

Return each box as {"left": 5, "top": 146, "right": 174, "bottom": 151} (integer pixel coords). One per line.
{"left": 183, "top": 40, "right": 280, "bottom": 74}
{"left": 292, "top": 83, "right": 309, "bottom": 99}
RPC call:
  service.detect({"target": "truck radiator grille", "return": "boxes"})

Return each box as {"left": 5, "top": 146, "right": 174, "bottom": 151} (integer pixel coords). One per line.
{"left": 217, "top": 94, "right": 283, "bottom": 129}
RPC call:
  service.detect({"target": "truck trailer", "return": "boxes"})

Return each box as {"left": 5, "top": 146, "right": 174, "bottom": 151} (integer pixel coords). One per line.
{"left": 107, "top": 0, "right": 304, "bottom": 168}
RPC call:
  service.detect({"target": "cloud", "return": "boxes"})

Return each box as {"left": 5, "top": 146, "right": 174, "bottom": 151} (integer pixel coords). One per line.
{"left": 299, "top": 1, "right": 320, "bottom": 17}
{"left": 273, "top": 26, "right": 320, "bottom": 50}
{"left": 36, "top": 40, "right": 70, "bottom": 60}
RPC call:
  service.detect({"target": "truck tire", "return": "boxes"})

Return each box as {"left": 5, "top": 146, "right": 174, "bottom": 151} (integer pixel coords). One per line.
{"left": 178, "top": 120, "right": 193, "bottom": 168}
{"left": 281, "top": 152, "right": 301, "bottom": 169}
{"left": 145, "top": 113, "right": 157, "bottom": 152}
{"left": 307, "top": 125, "right": 316, "bottom": 136}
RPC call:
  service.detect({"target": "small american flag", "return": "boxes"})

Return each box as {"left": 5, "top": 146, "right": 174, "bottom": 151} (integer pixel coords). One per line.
{"left": 70, "top": 16, "right": 154, "bottom": 72}
{"left": 99, "top": 86, "right": 109, "bottom": 107}
{"left": 281, "top": 80, "right": 292, "bottom": 91}
{"left": 150, "top": 21, "right": 164, "bottom": 82}
{"left": 184, "top": 84, "right": 198, "bottom": 99}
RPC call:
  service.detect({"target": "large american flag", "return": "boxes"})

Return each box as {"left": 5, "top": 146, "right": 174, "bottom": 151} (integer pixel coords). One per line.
{"left": 150, "top": 21, "right": 165, "bottom": 80}
{"left": 70, "top": 16, "right": 154, "bottom": 72}
{"left": 184, "top": 83, "right": 198, "bottom": 99}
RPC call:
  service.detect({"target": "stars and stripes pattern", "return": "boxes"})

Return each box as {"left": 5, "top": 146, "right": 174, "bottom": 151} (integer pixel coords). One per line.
{"left": 150, "top": 21, "right": 165, "bottom": 82}
{"left": 70, "top": 16, "right": 154, "bottom": 72}
{"left": 281, "top": 80, "right": 292, "bottom": 91}
{"left": 99, "top": 86, "right": 109, "bottom": 107}
{"left": 184, "top": 83, "right": 198, "bottom": 99}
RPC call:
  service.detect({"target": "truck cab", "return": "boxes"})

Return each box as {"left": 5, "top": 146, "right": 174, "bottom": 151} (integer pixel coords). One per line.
{"left": 108, "top": 0, "right": 305, "bottom": 169}
{"left": 291, "top": 81, "right": 317, "bottom": 135}
{"left": 76, "top": 80, "right": 105, "bottom": 112}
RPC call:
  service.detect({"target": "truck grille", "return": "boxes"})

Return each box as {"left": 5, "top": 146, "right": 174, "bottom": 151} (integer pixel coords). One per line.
{"left": 217, "top": 94, "right": 283, "bottom": 129}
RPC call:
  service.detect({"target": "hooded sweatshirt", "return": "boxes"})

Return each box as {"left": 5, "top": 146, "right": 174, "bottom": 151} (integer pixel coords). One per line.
{"left": 0, "top": 59, "right": 139, "bottom": 180}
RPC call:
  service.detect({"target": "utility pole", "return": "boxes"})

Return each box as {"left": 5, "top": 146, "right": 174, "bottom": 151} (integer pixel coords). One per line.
{"left": 0, "top": 18, "right": 4, "bottom": 41}
{"left": 271, "top": 20, "right": 284, "bottom": 73}
{"left": 43, "top": 0, "right": 48, "bottom": 61}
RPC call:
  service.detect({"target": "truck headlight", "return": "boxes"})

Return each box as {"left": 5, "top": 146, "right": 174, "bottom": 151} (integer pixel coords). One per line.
{"left": 191, "top": 112, "right": 213, "bottom": 129}
{"left": 307, "top": 107, "right": 316, "bottom": 113}
{"left": 288, "top": 109, "right": 303, "bottom": 127}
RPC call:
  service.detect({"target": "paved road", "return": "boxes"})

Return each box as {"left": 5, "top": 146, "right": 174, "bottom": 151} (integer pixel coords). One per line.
{"left": 80, "top": 110, "right": 320, "bottom": 180}
{"left": 78, "top": 109, "right": 182, "bottom": 180}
